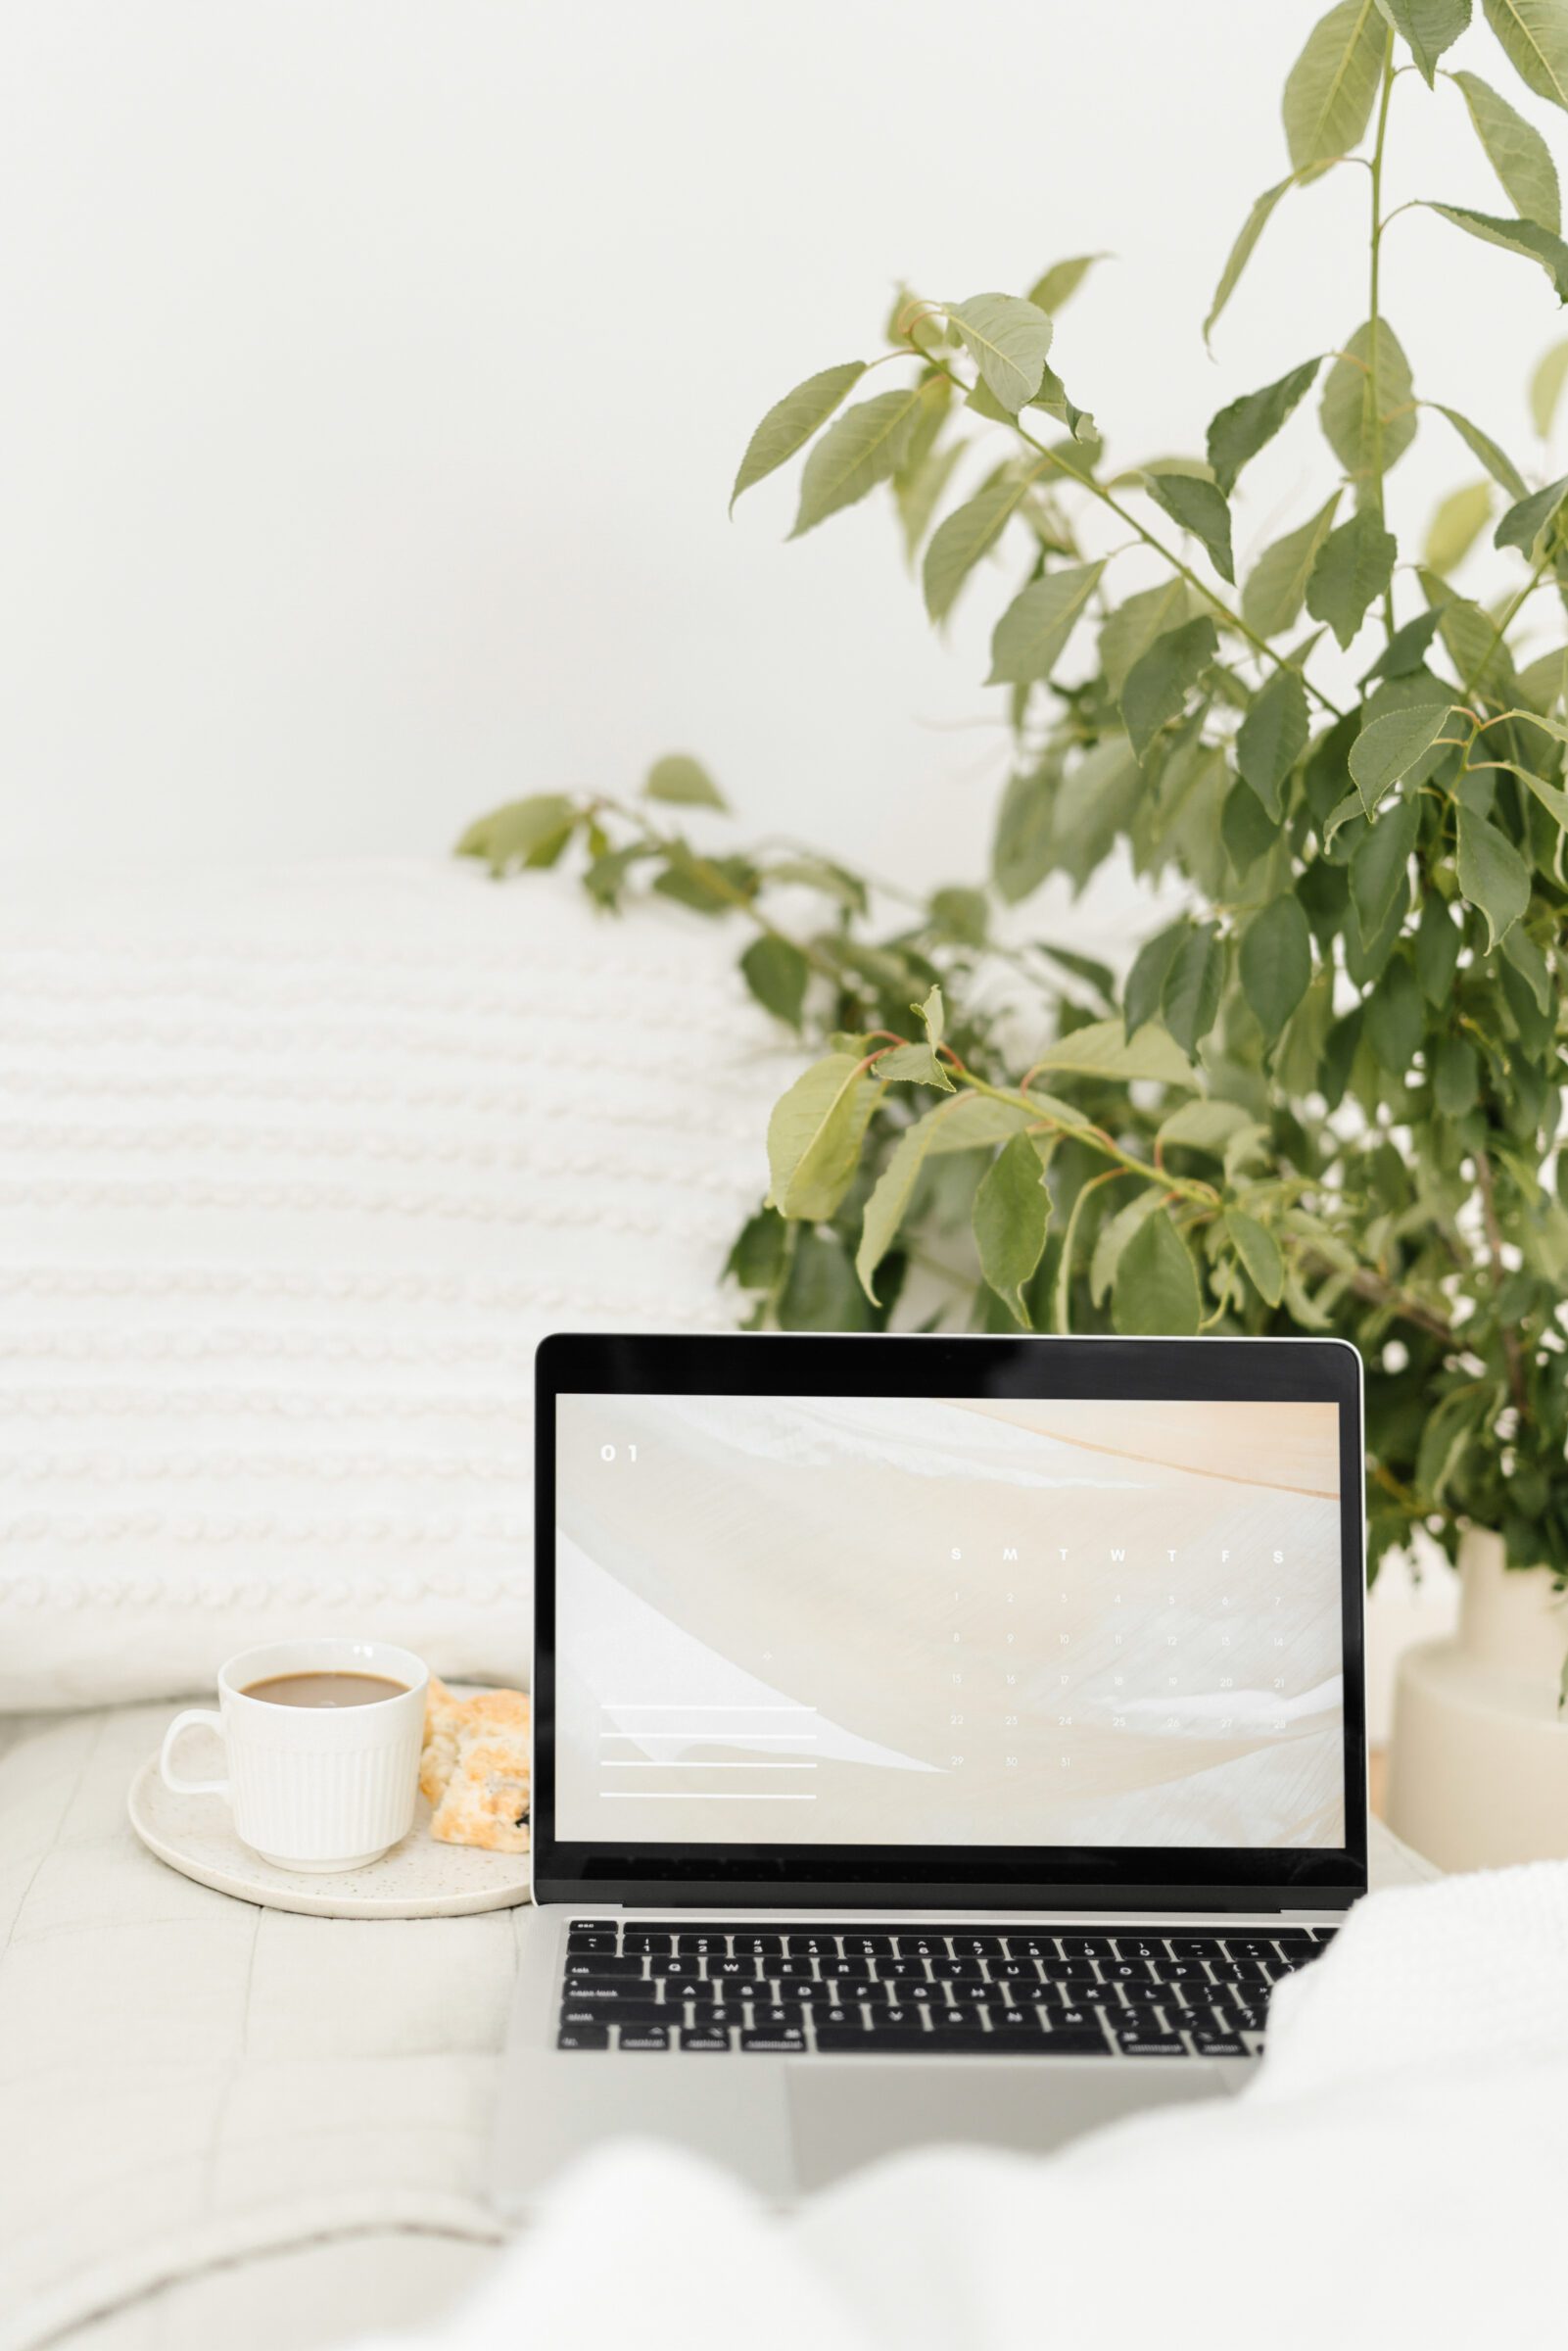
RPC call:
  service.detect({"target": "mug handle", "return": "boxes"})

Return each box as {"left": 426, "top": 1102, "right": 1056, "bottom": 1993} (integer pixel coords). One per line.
{"left": 160, "top": 1708, "right": 230, "bottom": 1800}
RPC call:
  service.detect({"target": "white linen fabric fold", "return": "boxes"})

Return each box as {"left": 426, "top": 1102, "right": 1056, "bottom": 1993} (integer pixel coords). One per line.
{"left": 353, "top": 1859, "right": 1568, "bottom": 2351}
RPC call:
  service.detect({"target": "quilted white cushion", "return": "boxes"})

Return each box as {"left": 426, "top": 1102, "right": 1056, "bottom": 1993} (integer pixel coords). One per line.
{"left": 0, "top": 859, "right": 791, "bottom": 1707}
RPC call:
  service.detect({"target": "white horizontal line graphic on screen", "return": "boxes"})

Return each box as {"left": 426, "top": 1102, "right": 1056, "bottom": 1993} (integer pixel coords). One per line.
{"left": 599, "top": 1703, "right": 817, "bottom": 1712}
{"left": 599, "top": 1731, "right": 817, "bottom": 1742}
{"left": 598, "top": 1792, "right": 819, "bottom": 1800}
{"left": 600, "top": 1760, "right": 817, "bottom": 1769}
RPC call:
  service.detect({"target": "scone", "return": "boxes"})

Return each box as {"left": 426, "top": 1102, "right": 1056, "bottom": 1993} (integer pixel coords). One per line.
{"left": 420, "top": 1676, "right": 532, "bottom": 1852}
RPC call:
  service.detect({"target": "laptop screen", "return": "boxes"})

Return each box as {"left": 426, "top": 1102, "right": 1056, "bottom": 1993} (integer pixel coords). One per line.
{"left": 552, "top": 1387, "right": 1346, "bottom": 1855}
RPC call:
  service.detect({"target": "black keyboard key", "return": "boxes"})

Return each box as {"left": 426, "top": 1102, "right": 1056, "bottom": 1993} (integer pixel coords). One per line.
{"left": 1148, "top": 1959, "right": 1205, "bottom": 1986}
{"left": 596, "top": 1999, "right": 667, "bottom": 2028}
{"left": 947, "top": 1935, "right": 1004, "bottom": 1958}
{"left": 681, "top": 2029, "right": 732, "bottom": 2052}
{"left": 822, "top": 1977, "right": 884, "bottom": 2002}
{"left": 929, "top": 1957, "right": 987, "bottom": 1983}
{"left": 741, "top": 2028, "right": 807, "bottom": 2053}
{"left": 560, "top": 2002, "right": 616, "bottom": 2029}
{"left": 730, "top": 1934, "right": 784, "bottom": 1957}
{"left": 1058, "top": 1936, "right": 1114, "bottom": 1958}
{"left": 991, "top": 1959, "right": 1042, "bottom": 1983}
{"left": 879, "top": 2004, "right": 925, "bottom": 2030}
{"left": 559, "top": 1977, "right": 642, "bottom": 2002}
{"left": 564, "top": 1954, "right": 644, "bottom": 1980}
{"left": 1113, "top": 1937, "right": 1169, "bottom": 1959}
{"left": 557, "top": 2026, "right": 609, "bottom": 2049}
{"left": 816, "top": 2027, "right": 927, "bottom": 2053}
{"left": 1053, "top": 2006, "right": 1098, "bottom": 2031}
{"left": 677, "top": 1934, "right": 729, "bottom": 1955}
{"left": 566, "top": 1932, "right": 617, "bottom": 1955}
{"left": 1117, "top": 2033, "right": 1188, "bottom": 2058}
{"left": 992, "top": 2004, "right": 1044, "bottom": 2033}
{"left": 819, "top": 2005, "right": 860, "bottom": 2028}
{"left": 896, "top": 1981, "right": 941, "bottom": 2004}
{"left": 875, "top": 1958, "right": 928, "bottom": 1982}
{"left": 1222, "top": 1937, "right": 1286, "bottom": 1959}
{"left": 1037, "top": 2027, "right": 1114, "bottom": 2053}
{"left": 1212, "top": 1957, "right": 1272, "bottom": 1986}
{"left": 1168, "top": 1937, "right": 1227, "bottom": 1960}
{"left": 839, "top": 1934, "right": 894, "bottom": 1958}
{"left": 933, "top": 2004, "right": 985, "bottom": 2030}
{"left": 896, "top": 1935, "right": 948, "bottom": 1958}
{"left": 622, "top": 1932, "right": 672, "bottom": 1956}
{"left": 787, "top": 1934, "right": 840, "bottom": 1956}
{"left": 788, "top": 1980, "right": 830, "bottom": 2003}
{"left": 775, "top": 1959, "right": 820, "bottom": 1981}
{"left": 617, "top": 2026, "right": 669, "bottom": 2050}
{"left": 568, "top": 1920, "right": 617, "bottom": 1933}
{"left": 1047, "top": 1979, "right": 1117, "bottom": 2006}
{"left": 1003, "top": 1936, "right": 1058, "bottom": 1960}
{"left": 1101, "top": 1959, "right": 1157, "bottom": 1983}
{"left": 754, "top": 2004, "right": 805, "bottom": 2030}
{"left": 689, "top": 2004, "right": 734, "bottom": 2029}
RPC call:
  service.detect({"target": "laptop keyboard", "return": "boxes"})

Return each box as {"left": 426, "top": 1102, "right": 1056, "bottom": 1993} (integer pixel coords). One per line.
{"left": 556, "top": 1920, "right": 1336, "bottom": 2057}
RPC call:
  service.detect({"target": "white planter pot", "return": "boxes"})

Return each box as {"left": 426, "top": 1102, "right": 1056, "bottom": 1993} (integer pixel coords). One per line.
{"left": 1387, "top": 1526, "right": 1568, "bottom": 1869}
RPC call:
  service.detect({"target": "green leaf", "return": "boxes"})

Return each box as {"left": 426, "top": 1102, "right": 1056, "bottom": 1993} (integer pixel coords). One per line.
{"left": 1424, "top": 481, "right": 1494, "bottom": 572}
{"left": 1124, "top": 920, "right": 1188, "bottom": 1038}
{"left": 1161, "top": 924, "right": 1225, "bottom": 1054}
{"left": 645, "top": 753, "right": 728, "bottom": 809}
{"left": 923, "top": 473, "right": 1033, "bottom": 621}
{"left": 731, "top": 361, "right": 867, "bottom": 513}
{"left": 913, "top": 984, "right": 945, "bottom": 1050}
{"left": 1366, "top": 952, "right": 1424, "bottom": 1073}
{"left": 1417, "top": 890, "right": 1463, "bottom": 1000}
{"left": 1088, "top": 1186, "right": 1163, "bottom": 1309}
{"left": 857, "top": 1092, "right": 1022, "bottom": 1304}
{"left": 1490, "top": 738, "right": 1568, "bottom": 827}
{"left": 1321, "top": 317, "right": 1417, "bottom": 486}
{"left": 1240, "top": 895, "right": 1313, "bottom": 1042}
{"left": 987, "top": 561, "right": 1106, "bottom": 685}
{"left": 1502, "top": 919, "right": 1553, "bottom": 1008}
{"left": 1242, "top": 495, "right": 1343, "bottom": 636}
{"left": 1236, "top": 667, "right": 1309, "bottom": 817}
{"left": 928, "top": 885, "right": 989, "bottom": 944}
{"left": 1119, "top": 616, "right": 1218, "bottom": 760}
{"left": 1226, "top": 1209, "right": 1286, "bottom": 1306}
{"left": 895, "top": 431, "right": 963, "bottom": 564}
{"left": 1306, "top": 507, "right": 1399, "bottom": 647}
{"left": 1035, "top": 943, "right": 1117, "bottom": 1009}
{"left": 973, "top": 1132, "right": 1053, "bottom": 1325}
{"left": 1205, "top": 178, "right": 1293, "bottom": 345}
{"left": 1484, "top": 0, "right": 1568, "bottom": 114}
{"left": 726, "top": 1209, "right": 788, "bottom": 1293}
{"left": 651, "top": 848, "right": 756, "bottom": 916}
{"left": 992, "top": 763, "right": 1057, "bottom": 903}
{"left": 1285, "top": 2, "right": 1388, "bottom": 177}
{"left": 1456, "top": 806, "right": 1533, "bottom": 946}
{"left": 791, "top": 386, "right": 927, "bottom": 537}
{"left": 1159, "top": 1097, "right": 1258, "bottom": 1156}
{"left": 1034, "top": 1015, "right": 1198, "bottom": 1089}
{"left": 1375, "top": 0, "right": 1472, "bottom": 83}
{"left": 455, "top": 792, "right": 578, "bottom": 873}
{"left": 877, "top": 1041, "right": 955, "bottom": 1092}
{"left": 1099, "top": 579, "right": 1194, "bottom": 694}
{"left": 1350, "top": 791, "right": 1421, "bottom": 936}
{"left": 1026, "top": 255, "right": 1109, "bottom": 313}
{"left": 1113, "top": 1210, "right": 1202, "bottom": 1336}
{"left": 1531, "top": 339, "right": 1568, "bottom": 435}
{"left": 765, "top": 1053, "right": 881, "bottom": 1221}
{"left": 1433, "top": 1034, "right": 1482, "bottom": 1116}
{"left": 739, "top": 936, "right": 808, "bottom": 1029}
{"left": 1207, "top": 359, "right": 1322, "bottom": 495}
{"left": 1496, "top": 470, "right": 1568, "bottom": 550}
{"left": 1223, "top": 776, "right": 1281, "bottom": 872}
{"left": 1347, "top": 700, "right": 1456, "bottom": 812}
{"left": 1424, "top": 204, "right": 1568, "bottom": 298}
{"left": 1452, "top": 70, "right": 1561, "bottom": 230}
{"left": 1144, "top": 471, "right": 1235, "bottom": 584}
{"left": 947, "top": 293, "right": 1054, "bottom": 413}
{"left": 1362, "top": 605, "right": 1446, "bottom": 679}
{"left": 1430, "top": 402, "right": 1529, "bottom": 497}
{"left": 778, "top": 1227, "right": 877, "bottom": 1332}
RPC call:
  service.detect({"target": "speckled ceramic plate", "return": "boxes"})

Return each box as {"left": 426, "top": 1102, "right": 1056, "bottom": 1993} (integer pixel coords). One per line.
{"left": 126, "top": 1733, "right": 531, "bottom": 1919}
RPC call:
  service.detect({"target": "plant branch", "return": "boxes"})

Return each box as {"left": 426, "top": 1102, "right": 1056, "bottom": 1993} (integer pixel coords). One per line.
{"left": 909, "top": 347, "right": 1345, "bottom": 718}
{"left": 1475, "top": 1146, "right": 1529, "bottom": 1415}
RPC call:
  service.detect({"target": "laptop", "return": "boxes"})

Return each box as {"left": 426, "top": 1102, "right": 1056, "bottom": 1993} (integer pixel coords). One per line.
{"left": 495, "top": 1330, "right": 1366, "bottom": 2204}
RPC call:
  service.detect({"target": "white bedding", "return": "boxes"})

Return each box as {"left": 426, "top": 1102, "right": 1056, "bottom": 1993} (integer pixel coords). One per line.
{"left": 1, "top": 1701, "right": 1445, "bottom": 2351}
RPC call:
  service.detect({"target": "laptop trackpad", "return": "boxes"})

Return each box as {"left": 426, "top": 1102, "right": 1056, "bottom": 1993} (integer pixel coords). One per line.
{"left": 786, "top": 2059, "right": 1233, "bottom": 2191}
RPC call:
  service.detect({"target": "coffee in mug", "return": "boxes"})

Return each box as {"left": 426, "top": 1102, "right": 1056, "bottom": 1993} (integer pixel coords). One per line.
{"left": 160, "top": 1638, "right": 428, "bottom": 1872}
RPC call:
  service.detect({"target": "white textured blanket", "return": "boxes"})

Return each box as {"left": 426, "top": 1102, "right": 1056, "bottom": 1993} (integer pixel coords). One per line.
{"left": 2, "top": 1696, "right": 1500, "bottom": 2351}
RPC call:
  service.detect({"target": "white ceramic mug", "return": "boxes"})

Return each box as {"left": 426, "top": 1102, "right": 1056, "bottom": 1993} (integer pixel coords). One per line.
{"left": 160, "top": 1637, "right": 429, "bottom": 1872}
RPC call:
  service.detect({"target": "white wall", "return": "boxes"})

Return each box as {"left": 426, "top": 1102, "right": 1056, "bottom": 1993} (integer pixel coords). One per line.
{"left": 4, "top": 0, "right": 1564, "bottom": 917}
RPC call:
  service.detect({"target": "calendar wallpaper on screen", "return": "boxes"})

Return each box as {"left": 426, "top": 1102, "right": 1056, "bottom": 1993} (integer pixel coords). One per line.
{"left": 554, "top": 1393, "right": 1345, "bottom": 1849}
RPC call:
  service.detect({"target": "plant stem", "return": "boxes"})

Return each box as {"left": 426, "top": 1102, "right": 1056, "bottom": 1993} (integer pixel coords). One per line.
{"left": 1475, "top": 1146, "right": 1529, "bottom": 1415}
{"left": 1367, "top": 27, "right": 1398, "bottom": 637}
{"left": 911, "top": 349, "right": 1345, "bottom": 719}
{"left": 954, "top": 1068, "right": 1220, "bottom": 1207}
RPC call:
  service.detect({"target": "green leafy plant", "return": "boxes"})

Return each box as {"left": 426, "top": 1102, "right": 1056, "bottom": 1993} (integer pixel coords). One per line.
{"left": 463, "top": 0, "right": 1568, "bottom": 1592}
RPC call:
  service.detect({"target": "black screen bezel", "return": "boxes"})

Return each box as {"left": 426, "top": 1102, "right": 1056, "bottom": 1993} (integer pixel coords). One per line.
{"left": 532, "top": 1332, "right": 1367, "bottom": 1912}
